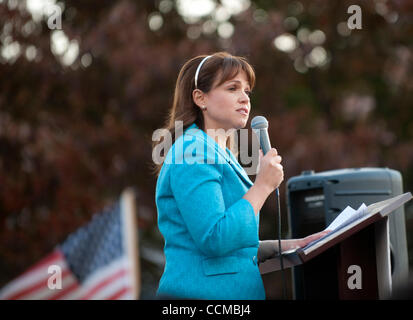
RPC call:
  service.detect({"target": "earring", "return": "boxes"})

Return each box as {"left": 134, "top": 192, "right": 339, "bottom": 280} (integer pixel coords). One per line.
{"left": 201, "top": 105, "right": 207, "bottom": 111}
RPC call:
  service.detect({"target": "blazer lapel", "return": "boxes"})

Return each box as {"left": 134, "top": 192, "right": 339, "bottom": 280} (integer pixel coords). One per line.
{"left": 185, "top": 124, "right": 254, "bottom": 188}
{"left": 225, "top": 149, "right": 254, "bottom": 188}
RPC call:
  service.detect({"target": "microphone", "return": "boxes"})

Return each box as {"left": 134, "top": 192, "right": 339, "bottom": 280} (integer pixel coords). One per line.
{"left": 251, "top": 116, "right": 271, "bottom": 155}
{"left": 251, "top": 115, "right": 286, "bottom": 299}
{"left": 251, "top": 116, "right": 278, "bottom": 196}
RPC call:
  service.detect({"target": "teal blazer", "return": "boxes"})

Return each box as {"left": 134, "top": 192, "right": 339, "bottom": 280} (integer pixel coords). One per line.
{"left": 155, "top": 123, "right": 265, "bottom": 299}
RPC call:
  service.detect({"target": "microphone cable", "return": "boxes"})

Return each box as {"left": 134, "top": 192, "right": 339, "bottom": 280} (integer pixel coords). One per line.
{"left": 250, "top": 116, "right": 287, "bottom": 299}
{"left": 275, "top": 188, "right": 287, "bottom": 300}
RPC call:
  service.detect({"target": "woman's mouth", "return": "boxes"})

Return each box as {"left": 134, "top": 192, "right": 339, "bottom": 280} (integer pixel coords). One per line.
{"left": 237, "top": 107, "right": 249, "bottom": 116}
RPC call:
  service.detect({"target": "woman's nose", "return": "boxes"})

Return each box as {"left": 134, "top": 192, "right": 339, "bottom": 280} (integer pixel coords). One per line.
{"left": 239, "top": 91, "right": 250, "bottom": 103}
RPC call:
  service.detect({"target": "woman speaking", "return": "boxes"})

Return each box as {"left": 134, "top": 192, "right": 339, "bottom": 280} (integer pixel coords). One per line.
{"left": 152, "top": 52, "right": 327, "bottom": 299}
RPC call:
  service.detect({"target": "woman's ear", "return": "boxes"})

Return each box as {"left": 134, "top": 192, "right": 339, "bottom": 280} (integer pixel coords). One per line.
{"left": 192, "top": 89, "right": 206, "bottom": 109}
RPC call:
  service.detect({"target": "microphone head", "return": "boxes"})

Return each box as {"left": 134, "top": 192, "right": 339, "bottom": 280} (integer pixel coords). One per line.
{"left": 251, "top": 116, "right": 268, "bottom": 129}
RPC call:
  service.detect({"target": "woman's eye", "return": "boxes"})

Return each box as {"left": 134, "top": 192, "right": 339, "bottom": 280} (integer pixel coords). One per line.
{"left": 228, "top": 87, "right": 251, "bottom": 97}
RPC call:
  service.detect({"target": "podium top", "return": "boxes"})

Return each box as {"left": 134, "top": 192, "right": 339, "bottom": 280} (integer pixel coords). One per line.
{"left": 304, "top": 192, "right": 411, "bottom": 255}
{"left": 259, "top": 192, "right": 412, "bottom": 275}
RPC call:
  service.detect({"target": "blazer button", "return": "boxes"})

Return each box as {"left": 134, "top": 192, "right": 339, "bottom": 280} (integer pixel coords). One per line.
{"left": 252, "top": 256, "right": 257, "bottom": 265}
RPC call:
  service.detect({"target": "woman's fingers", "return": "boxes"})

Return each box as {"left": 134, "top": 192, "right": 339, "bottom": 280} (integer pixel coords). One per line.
{"left": 260, "top": 149, "right": 282, "bottom": 164}
{"left": 298, "top": 230, "right": 333, "bottom": 248}
{"left": 256, "top": 148, "right": 284, "bottom": 192}
{"left": 305, "top": 230, "right": 330, "bottom": 243}
{"left": 273, "top": 163, "right": 283, "bottom": 170}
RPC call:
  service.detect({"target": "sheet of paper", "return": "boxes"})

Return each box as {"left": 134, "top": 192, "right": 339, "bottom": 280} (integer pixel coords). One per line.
{"left": 325, "top": 206, "right": 355, "bottom": 231}
{"left": 354, "top": 203, "right": 367, "bottom": 221}
{"left": 302, "top": 203, "right": 367, "bottom": 251}
{"left": 325, "top": 203, "right": 367, "bottom": 231}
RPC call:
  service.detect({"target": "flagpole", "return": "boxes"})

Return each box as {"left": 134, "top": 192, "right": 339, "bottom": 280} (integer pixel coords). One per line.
{"left": 121, "top": 187, "right": 141, "bottom": 300}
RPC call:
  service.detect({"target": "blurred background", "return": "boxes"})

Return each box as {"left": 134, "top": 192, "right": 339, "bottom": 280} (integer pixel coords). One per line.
{"left": 0, "top": 0, "right": 412, "bottom": 299}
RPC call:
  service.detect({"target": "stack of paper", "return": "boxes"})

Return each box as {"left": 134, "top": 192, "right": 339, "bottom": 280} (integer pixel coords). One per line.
{"left": 325, "top": 203, "right": 367, "bottom": 231}
{"left": 303, "top": 203, "right": 367, "bottom": 250}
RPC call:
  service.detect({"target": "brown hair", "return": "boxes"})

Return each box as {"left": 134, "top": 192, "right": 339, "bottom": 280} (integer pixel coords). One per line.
{"left": 151, "top": 51, "right": 256, "bottom": 176}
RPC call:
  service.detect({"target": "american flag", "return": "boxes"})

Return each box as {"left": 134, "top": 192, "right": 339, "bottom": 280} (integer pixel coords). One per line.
{"left": 0, "top": 189, "right": 140, "bottom": 300}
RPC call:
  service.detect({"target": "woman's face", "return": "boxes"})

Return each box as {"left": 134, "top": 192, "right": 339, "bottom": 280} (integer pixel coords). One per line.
{"left": 202, "top": 71, "right": 251, "bottom": 131}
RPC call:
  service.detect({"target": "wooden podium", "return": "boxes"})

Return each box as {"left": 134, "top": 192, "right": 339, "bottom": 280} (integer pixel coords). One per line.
{"left": 259, "top": 192, "right": 412, "bottom": 299}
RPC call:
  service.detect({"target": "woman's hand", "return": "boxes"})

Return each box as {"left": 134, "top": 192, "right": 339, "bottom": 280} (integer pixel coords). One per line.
{"left": 254, "top": 148, "right": 284, "bottom": 195}
{"left": 296, "top": 230, "right": 332, "bottom": 248}
{"left": 257, "top": 230, "right": 332, "bottom": 263}
{"left": 283, "top": 230, "right": 332, "bottom": 251}
{"left": 243, "top": 148, "right": 283, "bottom": 215}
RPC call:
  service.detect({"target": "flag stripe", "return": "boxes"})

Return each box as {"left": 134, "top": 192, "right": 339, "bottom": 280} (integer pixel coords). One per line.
{"left": 21, "top": 250, "right": 62, "bottom": 277}
{"left": 107, "top": 287, "right": 131, "bottom": 300}
{"left": 0, "top": 251, "right": 66, "bottom": 299}
{"left": 49, "top": 280, "right": 80, "bottom": 300}
{"left": 63, "top": 257, "right": 129, "bottom": 300}
{"left": 20, "top": 273, "right": 77, "bottom": 300}
{"left": 115, "top": 290, "right": 133, "bottom": 300}
{"left": 81, "top": 268, "right": 128, "bottom": 300}
{"left": 89, "top": 276, "right": 130, "bottom": 300}
{"left": 8, "top": 268, "right": 71, "bottom": 300}
{"left": 79, "top": 257, "right": 129, "bottom": 291}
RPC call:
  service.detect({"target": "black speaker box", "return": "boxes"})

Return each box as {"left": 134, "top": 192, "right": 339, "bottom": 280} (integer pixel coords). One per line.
{"left": 286, "top": 168, "right": 409, "bottom": 299}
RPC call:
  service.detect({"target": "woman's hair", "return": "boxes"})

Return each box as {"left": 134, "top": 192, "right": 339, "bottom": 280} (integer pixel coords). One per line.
{"left": 151, "top": 51, "right": 256, "bottom": 176}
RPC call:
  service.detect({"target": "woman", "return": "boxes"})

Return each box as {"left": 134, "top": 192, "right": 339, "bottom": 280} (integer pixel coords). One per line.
{"left": 153, "top": 52, "right": 328, "bottom": 299}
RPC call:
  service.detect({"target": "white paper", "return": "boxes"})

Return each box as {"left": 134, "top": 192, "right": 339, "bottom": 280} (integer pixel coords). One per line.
{"left": 325, "top": 203, "right": 367, "bottom": 231}
{"left": 302, "top": 203, "right": 368, "bottom": 251}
